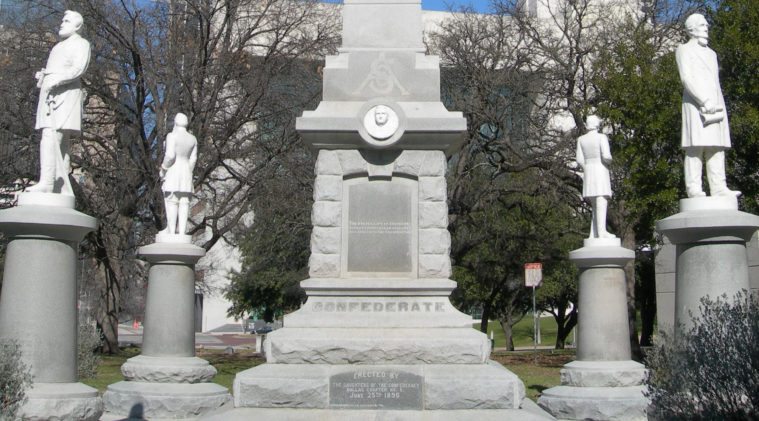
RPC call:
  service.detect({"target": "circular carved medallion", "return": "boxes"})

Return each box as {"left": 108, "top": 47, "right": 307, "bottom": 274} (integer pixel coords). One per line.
{"left": 363, "top": 105, "right": 399, "bottom": 140}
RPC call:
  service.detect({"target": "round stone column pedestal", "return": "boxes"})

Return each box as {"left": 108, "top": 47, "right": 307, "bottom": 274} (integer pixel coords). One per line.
{"left": 656, "top": 196, "right": 759, "bottom": 333}
{"left": 538, "top": 238, "right": 648, "bottom": 421}
{"left": 0, "top": 192, "right": 103, "bottom": 421}
{"left": 104, "top": 240, "right": 230, "bottom": 419}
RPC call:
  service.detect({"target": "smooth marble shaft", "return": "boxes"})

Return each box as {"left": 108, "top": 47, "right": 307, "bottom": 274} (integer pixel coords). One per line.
{"left": 0, "top": 237, "right": 79, "bottom": 381}
{"left": 674, "top": 241, "right": 749, "bottom": 330}
{"left": 576, "top": 266, "right": 631, "bottom": 361}
{"left": 0, "top": 199, "right": 96, "bottom": 382}
{"left": 656, "top": 197, "right": 759, "bottom": 333}
{"left": 139, "top": 243, "right": 204, "bottom": 357}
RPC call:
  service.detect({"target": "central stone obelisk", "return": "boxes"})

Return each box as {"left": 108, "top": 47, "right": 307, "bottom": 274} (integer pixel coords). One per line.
{"left": 205, "top": 0, "right": 551, "bottom": 419}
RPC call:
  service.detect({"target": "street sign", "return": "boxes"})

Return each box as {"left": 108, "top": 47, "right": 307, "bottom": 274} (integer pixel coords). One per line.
{"left": 524, "top": 262, "right": 542, "bottom": 287}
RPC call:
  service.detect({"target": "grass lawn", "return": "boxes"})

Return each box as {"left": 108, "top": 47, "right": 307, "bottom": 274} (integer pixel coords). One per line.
{"left": 82, "top": 346, "right": 568, "bottom": 403}
{"left": 81, "top": 348, "right": 264, "bottom": 392}
{"left": 476, "top": 317, "right": 576, "bottom": 349}
{"left": 493, "top": 350, "right": 574, "bottom": 400}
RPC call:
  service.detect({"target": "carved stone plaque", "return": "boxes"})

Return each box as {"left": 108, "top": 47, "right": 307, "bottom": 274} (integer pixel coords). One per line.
{"left": 346, "top": 181, "right": 413, "bottom": 273}
{"left": 329, "top": 369, "right": 423, "bottom": 409}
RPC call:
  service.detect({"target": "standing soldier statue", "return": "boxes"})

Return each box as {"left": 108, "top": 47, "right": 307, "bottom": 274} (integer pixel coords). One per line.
{"left": 159, "top": 113, "right": 197, "bottom": 237}
{"left": 29, "top": 10, "right": 91, "bottom": 195}
{"left": 576, "top": 115, "right": 614, "bottom": 239}
{"left": 676, "top": 13, "right": 739, "bottom": 198}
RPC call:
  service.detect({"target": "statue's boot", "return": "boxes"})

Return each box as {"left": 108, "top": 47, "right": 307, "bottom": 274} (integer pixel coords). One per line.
{"left": 27, "top": 149, "right": 56, "bottom": 193}
{"left": 28, "top": 129, "right": 64, "bottom": 193}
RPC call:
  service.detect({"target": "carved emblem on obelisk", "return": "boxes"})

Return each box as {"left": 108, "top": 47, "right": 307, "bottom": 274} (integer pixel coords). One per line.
{"left": 353, "top": 53, "right": 410, "bottom": 96}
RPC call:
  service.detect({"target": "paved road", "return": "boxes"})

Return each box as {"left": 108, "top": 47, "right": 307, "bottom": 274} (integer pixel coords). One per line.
{"left": 118, "top": 324, "right": 257, "bottom": 350}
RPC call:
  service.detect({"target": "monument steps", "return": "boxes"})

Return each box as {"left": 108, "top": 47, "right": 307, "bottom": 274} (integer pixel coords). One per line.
{"left": 265, "top": 327, "right": 490, "bottom": 364}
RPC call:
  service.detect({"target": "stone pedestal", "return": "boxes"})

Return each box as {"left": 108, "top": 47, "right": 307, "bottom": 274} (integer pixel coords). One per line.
{"left": 0, "top": 192, "right": 103, "bottom": 421}
{"left": 104, "top": 240, "right": 230, "bottom": 419}
{"left": 538, "top": 238, "right": 648, "bottom": 421}
{"left": 203, "top": 150, "right": 552, "bottom": 420}
{"left": 656, "top": 196, "right": 759, "bottom": 333}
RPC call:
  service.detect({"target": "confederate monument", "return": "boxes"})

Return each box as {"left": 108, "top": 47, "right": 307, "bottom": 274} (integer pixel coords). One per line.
{"left": 576, "top": 115, "right": 613, "bottom": 239}
{"left": 656, "top": 13, "right": 759, "bottom": 334}
{"left": 205, "top": 0, "right": 550, "bottom": 419}
{"left": 0, "top": 11, "right": 102, "bottom": 420}
{"left": 676, "top": 13, "right": 738, "bottom": 198}
{"left": 104, "top": 113, "right": 229, "bottom": 419}
{"left": 538, "top": 116, "right": 647, "bottom": 420}
{"left": 29, "top": 10, "right": 90, "bottom": 196}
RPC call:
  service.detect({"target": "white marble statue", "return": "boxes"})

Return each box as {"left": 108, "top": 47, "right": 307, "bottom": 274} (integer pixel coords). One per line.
{"left": 676, "top": 13, "right": 739, "bottom": 198}
{"left": 577, "top": 115, "right": 614, "bottom": 239}
{"left": 159, "top": 113, "right": 197, "bottom": 236}
{"left": 28, "top": 10, "right": 91, "bottom": 195}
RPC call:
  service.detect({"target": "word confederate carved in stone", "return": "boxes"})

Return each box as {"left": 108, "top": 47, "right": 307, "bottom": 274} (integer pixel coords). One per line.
{"left": 312, "top": 301, "right": 446, "bottom": 313}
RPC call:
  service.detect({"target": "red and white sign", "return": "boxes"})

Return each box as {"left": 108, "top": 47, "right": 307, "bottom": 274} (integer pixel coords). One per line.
{"left": 524, "top": 263, "right": 543, "bottom": 287}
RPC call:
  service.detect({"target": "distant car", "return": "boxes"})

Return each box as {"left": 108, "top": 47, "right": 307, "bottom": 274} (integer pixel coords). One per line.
{"left": 253, "top": 325, "right": 273, "bottom": 334}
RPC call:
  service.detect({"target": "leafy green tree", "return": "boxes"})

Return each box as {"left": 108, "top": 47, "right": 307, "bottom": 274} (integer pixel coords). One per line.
{"left": 706, "top": 0, "right": 759, "bottom": 213}
{"left": 450, "top": 167, "right": 583, "bottom": 349}
{"left": 225, "top": 164, "right": 313, "bottom": 322}
{"left": 536, "top": 260, "right": 578, "bottom": 349}
{"left": 430, "top": 7, "right": 586, "bottom": 350}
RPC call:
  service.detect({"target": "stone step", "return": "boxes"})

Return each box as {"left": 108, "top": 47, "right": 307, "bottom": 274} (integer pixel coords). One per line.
{"left": 202, "top": 398, "right": 554, "bottom": 421}
{"left": 103, "top": 381, "right": 231, "bottom": 419}
{"left": 232, "top": 361, "right": 526, "bottom": 411}
{"left": 265, "top": 327, "right": 490, "bottom": 364}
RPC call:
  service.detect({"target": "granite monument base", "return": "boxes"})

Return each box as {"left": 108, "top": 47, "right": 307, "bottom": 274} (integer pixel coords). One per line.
{"left": 204, "top": 292, "right": 553, "bottom": 420}
{"left": 20, "top": 382, "right": 103, "bottom": 421}
{"left": 656, "top": 196, "right": 759, "bottom": 332}
{"left": 538, "top": 385, "right": 647, "bottom": 421}
{"left": 103, "top": 241, "right": 230, "bottom": 419}
{"left": 539, "top": 239, "right": 647, "bottom": 420}
{"left": 104, "top": 381, "right": 230, "bottom": 419}
{"left": 204, "top": 399, "right": 551, "bottom": 421}
{"left": 0, "top": 193, "right": 103, "bottom": 421}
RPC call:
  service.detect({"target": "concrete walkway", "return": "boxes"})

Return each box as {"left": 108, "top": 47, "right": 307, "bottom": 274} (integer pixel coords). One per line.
{"left": 118, "top": 324, "right": 257, "bottom": 350}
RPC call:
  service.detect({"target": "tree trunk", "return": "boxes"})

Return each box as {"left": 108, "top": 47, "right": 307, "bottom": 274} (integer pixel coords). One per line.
{"left": 554, "top": 307, "right": 577, "bottom": 349}
{"left": 637, "top": 251, "right": 657, "bottom": 347}
{"left": 96, "top": 264, "right": 121, "bottom": 354}
{"left": 480, "top": 302, "right": 491, "bottom": 333}
{"left": 499, "top": 316, "right": 515, "bottom": 351}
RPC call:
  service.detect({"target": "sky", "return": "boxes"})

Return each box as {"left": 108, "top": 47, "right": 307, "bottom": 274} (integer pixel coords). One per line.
{"left": 422, "top": 0, "right": 490, "bottom": 12}
{"left": 318, "top": 0, "right": 492, "bottom": 14}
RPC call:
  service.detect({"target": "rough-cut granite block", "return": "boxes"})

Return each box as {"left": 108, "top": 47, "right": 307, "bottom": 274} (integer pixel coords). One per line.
{"left": 312, "top": 201, "right": 342, "bottom": 227}
{"left": 419, "top": 255, "right": 452, "bottom": 278}
{"left": 419, "top": 202, "right": 448, "bottom": 229}
{"left": 394, "top": 150, "right": 427, "bottom": 176}
{"left": 309, "top": 254, "right": 340, "bottom": 278}
{"left": 311, "top": 227, "right": 341, "bottom": 254}
{"left": 419, "top": 229, "right": 451, "bottom": 255}
{"left": 337, "top": 150, "right": 366, "bottom": 176}
{"left": 420, "top": 151, "right": 447, "bottom": 177}
{"left": 315, "top": 150, "right": 342, "bottom": 175}
{"left": 419, "top": 176, "right": 446, "bottom": 202}
{"left": 313, "top": 175, "right": 342, "bottom": 201}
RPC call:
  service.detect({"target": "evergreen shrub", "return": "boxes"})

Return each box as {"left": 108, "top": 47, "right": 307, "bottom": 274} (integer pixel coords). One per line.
{"left": 645, "top": 292, "right": 759, "bottom": 420}
{"left": 0, "top": 339, "right": 31, "bottom": 420}
{"left": 78, "top": 321, "right": 102, "bottom": 379}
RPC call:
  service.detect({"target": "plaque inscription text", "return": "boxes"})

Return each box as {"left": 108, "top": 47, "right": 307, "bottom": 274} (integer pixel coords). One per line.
{"left": 329, "top": 369, "right": 423, "bottom": 409}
